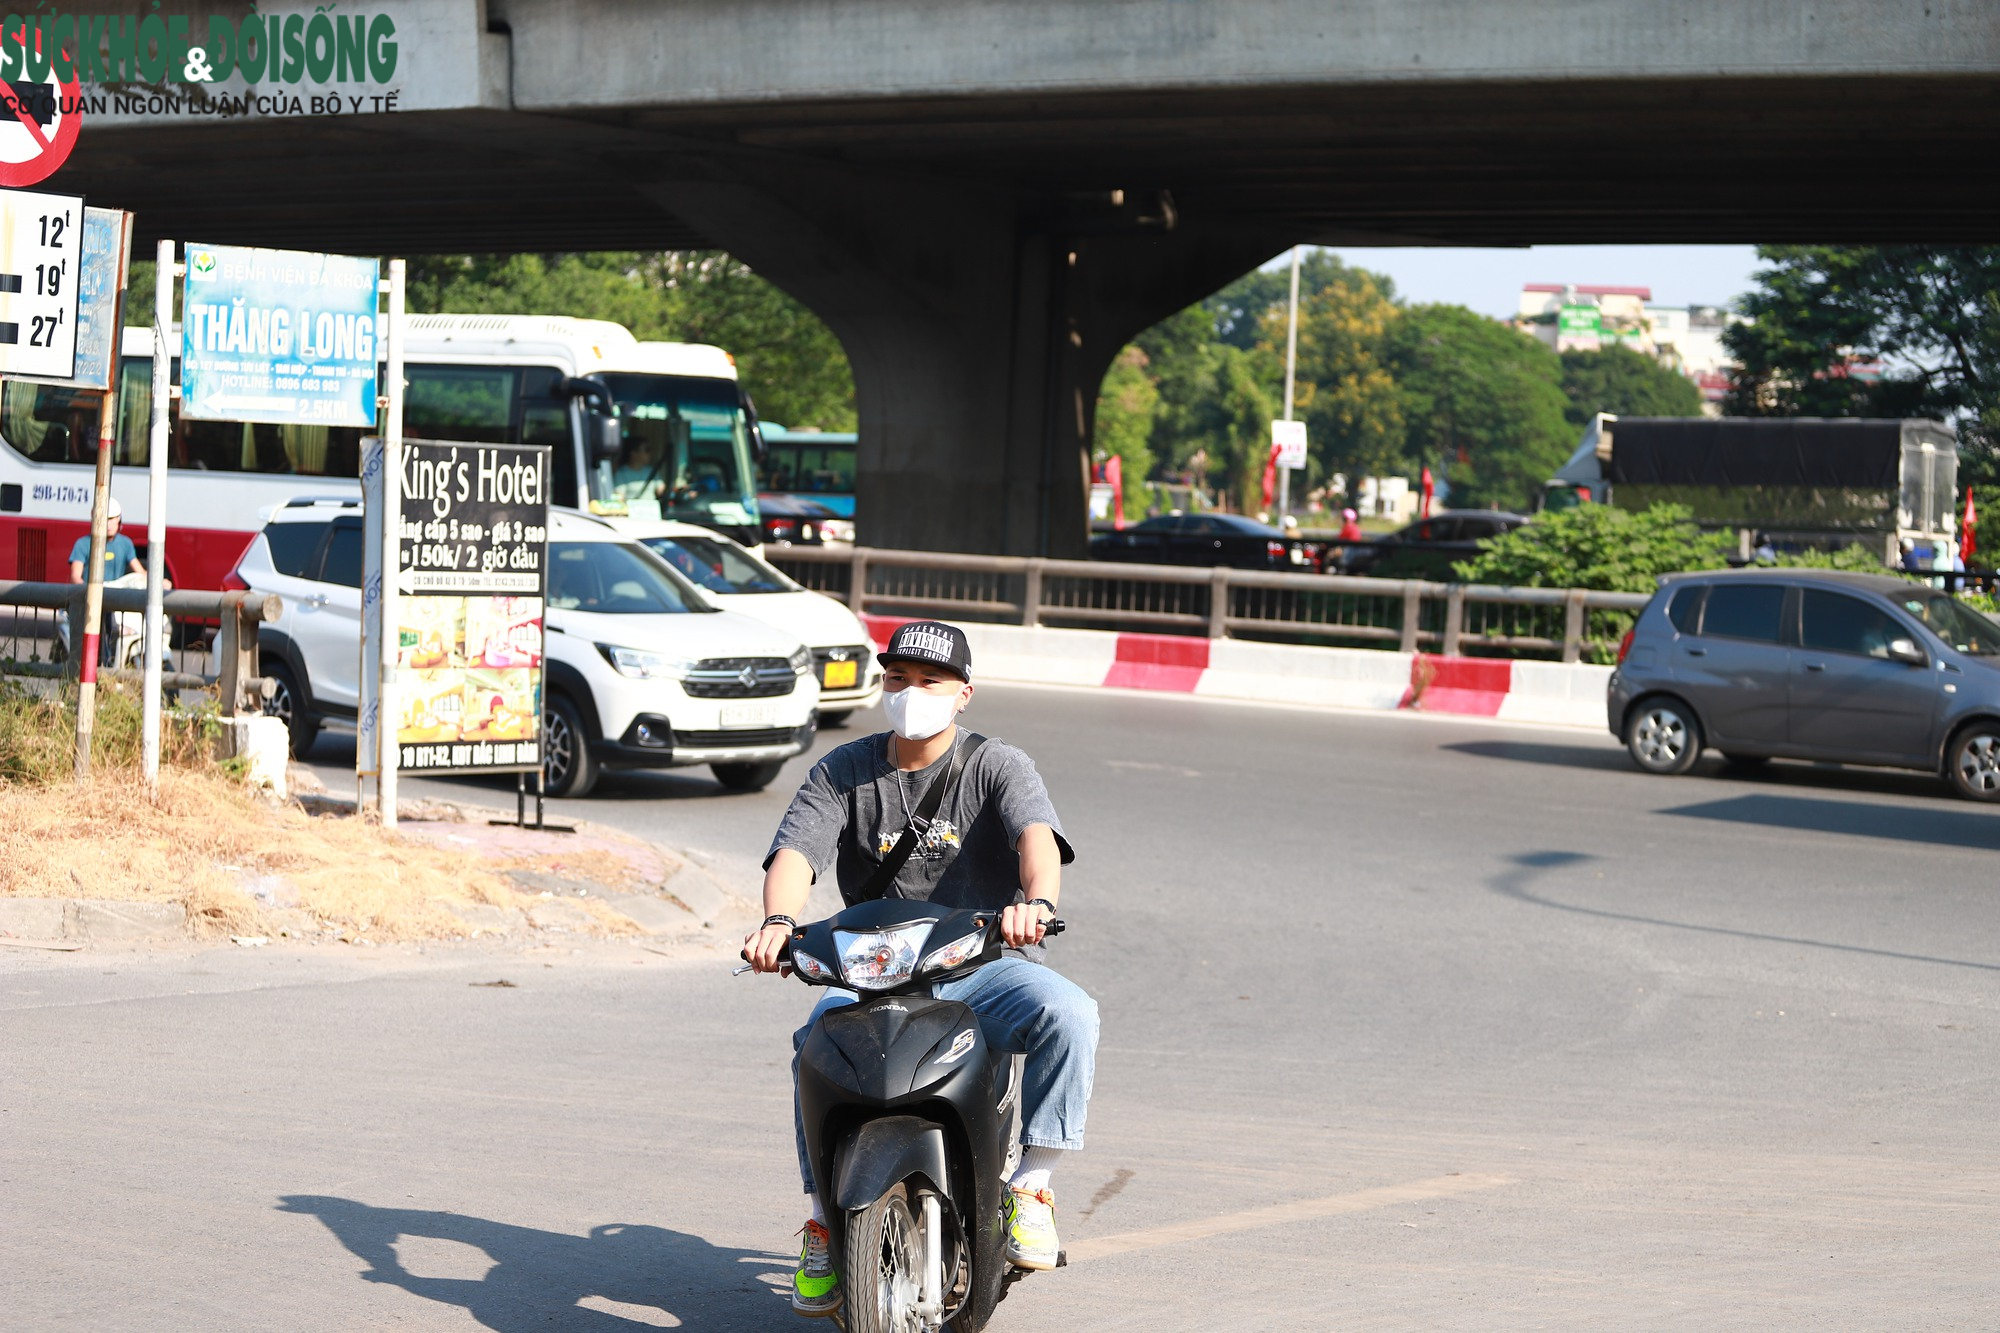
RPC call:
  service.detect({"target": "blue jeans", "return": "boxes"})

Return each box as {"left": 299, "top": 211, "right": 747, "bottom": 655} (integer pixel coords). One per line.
{"left": 793, "top": 957, "right": 1100, "bottom": 1193}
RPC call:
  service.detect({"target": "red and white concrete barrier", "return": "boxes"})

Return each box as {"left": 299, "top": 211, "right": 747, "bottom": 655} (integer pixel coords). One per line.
{"left": 859, "top": 615, "right": 1609, "bottom": 728}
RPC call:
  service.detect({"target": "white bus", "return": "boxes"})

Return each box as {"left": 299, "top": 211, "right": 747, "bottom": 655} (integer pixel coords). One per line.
{"left": 0, "top": 315, "right": 767, "bottom": 590}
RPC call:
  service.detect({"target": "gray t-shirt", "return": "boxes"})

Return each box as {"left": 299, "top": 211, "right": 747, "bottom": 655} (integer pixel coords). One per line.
{"left": 765, "top": 730, "right": 1074, "bottom": 961}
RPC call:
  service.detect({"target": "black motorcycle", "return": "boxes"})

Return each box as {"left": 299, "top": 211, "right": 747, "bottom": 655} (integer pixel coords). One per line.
{"left": 746, "top": 897, "right": 1065, "bottom": 1332}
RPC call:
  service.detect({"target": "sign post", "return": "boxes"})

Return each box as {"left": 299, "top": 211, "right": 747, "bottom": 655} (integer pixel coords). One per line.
{"left": 1278, "top": 244, "right": 1302, "bottom": 521}
{"left": 378, "top": 259, "right": 403, "bottom": 828}
{"left": 41, "top": 207, "right": 134, "bottom": 778}
{"left": 142, "top": 238, "right": 176, "bottom": 790}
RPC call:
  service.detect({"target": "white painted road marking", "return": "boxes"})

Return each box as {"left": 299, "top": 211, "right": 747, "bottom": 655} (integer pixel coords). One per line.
{"left": 1066, "top": 1172, "right": 1516, "bottom": 1262}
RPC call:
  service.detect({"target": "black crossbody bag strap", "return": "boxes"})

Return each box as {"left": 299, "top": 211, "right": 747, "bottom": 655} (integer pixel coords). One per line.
{"left": 855, "top": 732, "right": 988, "bottom": 902}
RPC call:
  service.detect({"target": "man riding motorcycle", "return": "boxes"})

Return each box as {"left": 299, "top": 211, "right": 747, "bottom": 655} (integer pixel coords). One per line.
{"left": 744, "top": 619, "right": 1100, "bottom": 1318}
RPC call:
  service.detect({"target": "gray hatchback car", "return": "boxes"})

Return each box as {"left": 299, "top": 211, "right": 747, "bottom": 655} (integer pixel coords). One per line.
{"left": 1608, "top": 569, "right": 2000, "bottom": 800}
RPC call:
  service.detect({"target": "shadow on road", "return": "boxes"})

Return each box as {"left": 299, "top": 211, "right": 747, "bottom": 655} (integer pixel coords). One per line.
{"left": 1488, "top": 850, "right": 2000, "bottom": 974}
{"left": 278, "top": 1195, "right": 785, "bottom": 1330}
{"left": 1443, "top": 740, "right": 1631, "bottom": 772}
{"left": 1662, "top": 793, "right": 2000, "bottom": 853}
{"left": 1448, "top": 739, "right": 1959, "bottom": 803}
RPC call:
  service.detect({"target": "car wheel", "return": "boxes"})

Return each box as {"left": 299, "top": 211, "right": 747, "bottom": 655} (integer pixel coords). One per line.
{"left": 542, "top": 694, "right": 599, "bottom": 798}
{"left": 711, "top": 760, "right": 786, "bottom": 792}
{"left": 818, "top": 710, "right": 853, "bottom": 729}
{"left": 262, "top": 661, "right": 320, "bottom": 759}
{"left": 1947, "top": 723, "right": 2000, "bottom": 802}
{"left": 1625, "top": 697, "right": 1702, "bottom": 775}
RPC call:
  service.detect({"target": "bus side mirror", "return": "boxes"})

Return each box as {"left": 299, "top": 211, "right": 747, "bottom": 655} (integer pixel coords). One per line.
{"left": 592, "top": 414, "right": 621, "bottom": 464}
{"left": 740, "top": 389, "right": 766, "bottom": 462}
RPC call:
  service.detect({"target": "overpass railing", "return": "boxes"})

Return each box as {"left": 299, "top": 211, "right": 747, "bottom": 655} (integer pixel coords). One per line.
{"left": 766, "top": 547, "right": 1652, "bottom": 663}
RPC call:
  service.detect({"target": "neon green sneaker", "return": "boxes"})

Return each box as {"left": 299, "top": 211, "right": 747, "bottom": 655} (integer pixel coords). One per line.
{"left": 792, "top": 1218, "right": 842, "bottom": 1316}
{"left": 1001, "top": 1187, "right": 1059, "bottom": 1270}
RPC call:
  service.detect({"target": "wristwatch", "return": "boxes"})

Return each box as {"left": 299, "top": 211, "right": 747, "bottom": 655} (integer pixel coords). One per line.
{"left": 1025, "top": 898, "right": 1057, "bottom": 918}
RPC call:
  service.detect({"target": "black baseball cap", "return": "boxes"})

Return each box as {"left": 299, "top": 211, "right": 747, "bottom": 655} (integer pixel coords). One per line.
{"left": 878, "top": 620, "right": 973, "bottom": 682}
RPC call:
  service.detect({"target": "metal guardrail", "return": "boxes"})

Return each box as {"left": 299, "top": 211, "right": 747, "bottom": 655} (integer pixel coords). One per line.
{"left": 0, "top": 583, "right": 282, "bottom": 711}
{"left": 767, "top": 547, "right": 1652, "bottom": 663}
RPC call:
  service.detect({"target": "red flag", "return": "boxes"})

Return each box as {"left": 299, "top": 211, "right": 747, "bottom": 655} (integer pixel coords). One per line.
{"left": 1105, "top": 454, "right": 1125, "bottom": 531}
{"left": 1420, "top": 466, "right": 1435, "bottom": 520}
{"left": 1261, "top": 444, "right": 1280, "bottom": 511}
{"left": 1964, "top": 487, "right": 1979, "bottom": 567}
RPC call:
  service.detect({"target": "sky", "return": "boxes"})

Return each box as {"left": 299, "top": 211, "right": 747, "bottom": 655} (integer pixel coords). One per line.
{"left": 1313, "top": 245, "right": 1766, "bottom": 319}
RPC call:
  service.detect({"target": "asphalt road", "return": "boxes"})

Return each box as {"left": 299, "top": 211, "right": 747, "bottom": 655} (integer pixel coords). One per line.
{"left": 6, "top": 686, "right": 1999, "bottom": 1330}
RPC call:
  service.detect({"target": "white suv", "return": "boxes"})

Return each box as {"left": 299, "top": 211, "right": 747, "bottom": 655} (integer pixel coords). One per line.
{"left": 618, "top": 518, "right": 882, "bottom": 725}
{"left": 229, "top": 502, "right": 821, "bottom": 795}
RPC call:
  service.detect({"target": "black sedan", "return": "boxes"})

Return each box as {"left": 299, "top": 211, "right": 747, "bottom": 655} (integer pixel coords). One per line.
{"left": 1090, "top": 513, "right": 1315, "bottom": 570}
{"left": 1336, "top": 509, "right": 1527, "bottom": 579}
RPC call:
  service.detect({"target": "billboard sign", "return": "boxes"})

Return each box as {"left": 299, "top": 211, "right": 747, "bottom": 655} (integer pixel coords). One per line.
{"left": 394, "top": 439, "right": 550, "bottom": 775}
{"left": 180, "top": 243, "right": 380, "bottom": 425}
{"left": 1556, "top": 303, "right": 1603, "bottom": 353}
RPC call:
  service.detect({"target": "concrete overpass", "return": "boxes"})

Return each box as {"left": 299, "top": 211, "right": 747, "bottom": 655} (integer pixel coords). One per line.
{"left": 62, "top": 0, "right": 2000, "bottom": 556}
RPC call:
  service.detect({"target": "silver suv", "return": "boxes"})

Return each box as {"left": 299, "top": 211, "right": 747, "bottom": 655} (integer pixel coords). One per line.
{"left": 1608, "top": 569, "right": 2000, "bottom": 800}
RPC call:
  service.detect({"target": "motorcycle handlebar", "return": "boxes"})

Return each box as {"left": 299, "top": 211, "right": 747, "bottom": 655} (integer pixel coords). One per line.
{"left": 735, "top": 915, "right": 1068, "bottom": 973}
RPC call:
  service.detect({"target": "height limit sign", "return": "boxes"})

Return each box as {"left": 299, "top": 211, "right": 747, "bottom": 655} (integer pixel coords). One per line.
{"left": 0, "top": 188, "right": 81, "bottom": 379}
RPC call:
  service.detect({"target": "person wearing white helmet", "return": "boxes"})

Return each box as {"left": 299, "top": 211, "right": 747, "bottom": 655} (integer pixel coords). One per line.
{"left": 68, "top": 496, "right": 146, "bottom": 586}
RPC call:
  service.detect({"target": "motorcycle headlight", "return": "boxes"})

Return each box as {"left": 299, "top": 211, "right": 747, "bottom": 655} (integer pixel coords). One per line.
{"left": 791, "top": 949, "right": 838, "bottom": 983}
{"left": 788, "top": 644, "right": 813, "bottom": 675}
{"left": 921, "top": 929, "right": 986, "bottom": 975}
{"left": 834, "top": 923, "right": 933, "bottom": 991}
{"left": 600, "top": 645, "right": 695, "bottom": 680}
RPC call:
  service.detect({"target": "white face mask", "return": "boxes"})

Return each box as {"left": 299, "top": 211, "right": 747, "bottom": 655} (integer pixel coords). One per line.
{"left": 883, "top": 685, "right": 962, "bottom": 740}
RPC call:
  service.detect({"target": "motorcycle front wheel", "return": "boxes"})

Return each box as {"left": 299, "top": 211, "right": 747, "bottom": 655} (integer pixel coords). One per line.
{"left": 846, "top": 1182, "right": 928, "bottom": 1333}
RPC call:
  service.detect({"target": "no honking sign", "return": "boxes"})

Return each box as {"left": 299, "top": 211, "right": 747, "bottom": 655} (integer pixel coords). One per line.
{"left": 0, "top": 24, "right": 82, "bottom": 187}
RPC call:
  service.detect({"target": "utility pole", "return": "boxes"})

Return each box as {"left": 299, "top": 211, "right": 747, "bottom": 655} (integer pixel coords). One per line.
{"left": 1279, "top": 245, "right": 1301, "bottom": 522}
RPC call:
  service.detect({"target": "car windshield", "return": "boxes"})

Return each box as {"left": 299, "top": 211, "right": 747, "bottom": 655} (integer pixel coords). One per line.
{"left": 1900, "top": 592, "right": 2000, "bottom": 656}
{"left": 547, "top": 540, "right": 712, "bottom": 614}
{"left": 641, "top": 535, "right": 797, "bottom": 595}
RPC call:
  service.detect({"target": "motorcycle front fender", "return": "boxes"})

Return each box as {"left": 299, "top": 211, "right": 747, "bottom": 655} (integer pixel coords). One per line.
{"left": 833, "top": 1116, "right": 950, "bottom": 1213}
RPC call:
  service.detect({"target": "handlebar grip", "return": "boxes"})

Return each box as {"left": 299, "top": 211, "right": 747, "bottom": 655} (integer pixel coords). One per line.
{"left": 1045, "top": 919, "right": 1066, "bottom": 937}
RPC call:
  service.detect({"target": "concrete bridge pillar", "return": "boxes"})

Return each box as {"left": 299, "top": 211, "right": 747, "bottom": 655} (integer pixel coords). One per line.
{"left": 652, "top": 165, "right": 1281, "bottom": 558}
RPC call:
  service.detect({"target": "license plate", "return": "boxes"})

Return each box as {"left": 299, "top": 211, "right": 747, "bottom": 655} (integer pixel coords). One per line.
{"left": 822, "top": 660, "right": 858, "bottom": 689}
{"left": 720, "top": 702, "right": 779, "bottom": 729}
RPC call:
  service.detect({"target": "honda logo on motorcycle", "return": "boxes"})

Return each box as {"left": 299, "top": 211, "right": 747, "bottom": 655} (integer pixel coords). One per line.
{"left": 935, "top": 1028, "right": 977, "bottom": 1066}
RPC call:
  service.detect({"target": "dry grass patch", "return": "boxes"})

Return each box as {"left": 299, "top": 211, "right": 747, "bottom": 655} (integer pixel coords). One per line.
{"left": 0, "top": 768, "right": 632, "bottom": 941}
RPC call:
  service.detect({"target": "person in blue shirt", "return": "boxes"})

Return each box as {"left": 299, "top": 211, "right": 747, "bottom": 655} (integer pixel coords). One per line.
{"left": 67, "top": 497, "right": 146, "bottom": 586}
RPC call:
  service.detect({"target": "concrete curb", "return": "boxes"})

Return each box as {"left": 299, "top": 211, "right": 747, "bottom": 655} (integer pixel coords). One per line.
{"left": 860, "top": 615, "right": 1610, "bottom": 728}
{"left": 0, "top": 898, "right": 189, "bottom": 945}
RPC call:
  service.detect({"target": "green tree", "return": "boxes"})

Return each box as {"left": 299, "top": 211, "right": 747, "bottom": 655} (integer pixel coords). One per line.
{"left": 1204, "top": 250, "right": 1397, "bottom": 351}
{"left": 1130, "top": 305, "right": 1284, "bottom": 505}
{"left": 407, "top": 252, "right": 857, "bottom": 430}
{"left": 1724, "top": 246, "right": 2000, "bottom": 486}
{"left": 1093, "top": 344, "right": 1158, "bottom": 513}
{"left": 1255, "top": 270, "right": 1404, "bottom": 487}
{"left": 1387, "top": 305, "right": 1573, "bottom": 512}
{"left": 651, "top": 253, "right": 857, "bottom": 431}
{"left": 1134, "top": 304, "right": 1229, "bottom": 474}
{"left": 1559, "top": 344, "right": 1704, "bottom": 429}
{"left": 407, "top": 253, "right": 671, "bottom": 335}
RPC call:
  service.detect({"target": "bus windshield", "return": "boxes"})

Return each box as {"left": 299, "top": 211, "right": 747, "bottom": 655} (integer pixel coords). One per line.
{"left": 597, "top": 374, "right": 758, "bottom": 530}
